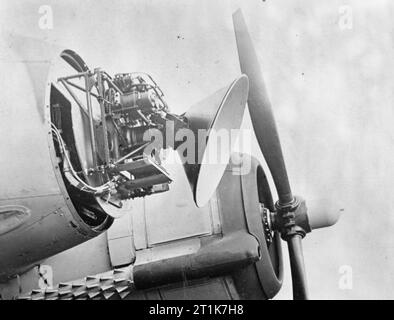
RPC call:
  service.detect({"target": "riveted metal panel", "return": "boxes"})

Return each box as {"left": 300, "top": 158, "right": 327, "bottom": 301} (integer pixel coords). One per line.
{"left": 107, "top": 208, "right": 135, "bottom": 267}
{"left": 143, "top": 159, "right": 217, "bottom": 246}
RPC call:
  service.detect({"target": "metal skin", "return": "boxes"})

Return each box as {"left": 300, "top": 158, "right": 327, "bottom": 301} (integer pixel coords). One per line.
{"left": 13, "top": 154, "right": 284, "bottom": 300}
{"left": 0, "top": 35, "right": 116, "bottom": 281}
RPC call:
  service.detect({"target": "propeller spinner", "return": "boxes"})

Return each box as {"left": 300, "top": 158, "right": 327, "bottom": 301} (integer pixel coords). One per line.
{"left": 232, "top": 9, "right": 340, "bottom": 299}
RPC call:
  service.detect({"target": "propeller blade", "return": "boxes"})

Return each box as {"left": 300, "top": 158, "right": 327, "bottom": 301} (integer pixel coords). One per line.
{"left": 232, "top": 9, "right": 292, "bottom": 205}
{"left": 233, "top": 9, "right": 308, "bottom": 299}
{"left": 288, "top": 235, "right": 308, "bottom": 300}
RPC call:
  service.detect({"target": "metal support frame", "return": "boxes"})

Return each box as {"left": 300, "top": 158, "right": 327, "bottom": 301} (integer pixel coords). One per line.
{"left": 58, "top": 79, "right": 88, "bottom": 117}
{"left": 58, "top": 69, "right": 114, "bottom": 169}
{"left": 96, "top": 68, "right": 111, "bottom": 165}
{"left": 56, "top": 70, "right": 160, "bottom": 174}
{"left": 83, "top": 72, "right": 98, "bottom": 167}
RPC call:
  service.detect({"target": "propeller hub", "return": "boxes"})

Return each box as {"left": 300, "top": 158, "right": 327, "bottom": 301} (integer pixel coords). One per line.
{"left": 271, "top": 196, "right": 311, "bottom": 241}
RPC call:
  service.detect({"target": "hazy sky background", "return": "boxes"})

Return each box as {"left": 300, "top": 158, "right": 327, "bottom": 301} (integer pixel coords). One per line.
{"left": 1, "top": 0, "right": 394, "bottom": 299}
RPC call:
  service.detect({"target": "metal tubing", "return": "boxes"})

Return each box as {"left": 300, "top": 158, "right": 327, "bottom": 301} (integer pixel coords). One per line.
{"left": 66, "top": 80, "right": 99, "bottom": 99}
{"left": 57, "top": 71, "right": 89, "bottom": 81}
{"left": 102, "top": 74, "right": 123, "bottom": 93}
{"left": 113, "top": 142, "right": 149, "bottom": 165}
{"left": 84, "top": 74, "right": 98, "bottom": 167}
{"left": 96, "top": 69, "right": 110, "bottom": 165}
{"left": 59, "top": 79, "right": 88, "bottom": 117}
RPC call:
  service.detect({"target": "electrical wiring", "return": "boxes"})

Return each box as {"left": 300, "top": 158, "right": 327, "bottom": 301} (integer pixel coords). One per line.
{"left": 51, "top": 123, "right": 114, "bottom": 194}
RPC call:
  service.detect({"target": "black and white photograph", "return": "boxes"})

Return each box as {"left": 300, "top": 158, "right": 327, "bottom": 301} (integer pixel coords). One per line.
{"left": 0, "top": 0, "right": 392, "bottom": 304}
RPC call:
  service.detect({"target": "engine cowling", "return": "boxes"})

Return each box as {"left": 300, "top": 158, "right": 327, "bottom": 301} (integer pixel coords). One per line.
{"left": 0, "top": 36, "right": 117, "bottom": 280}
